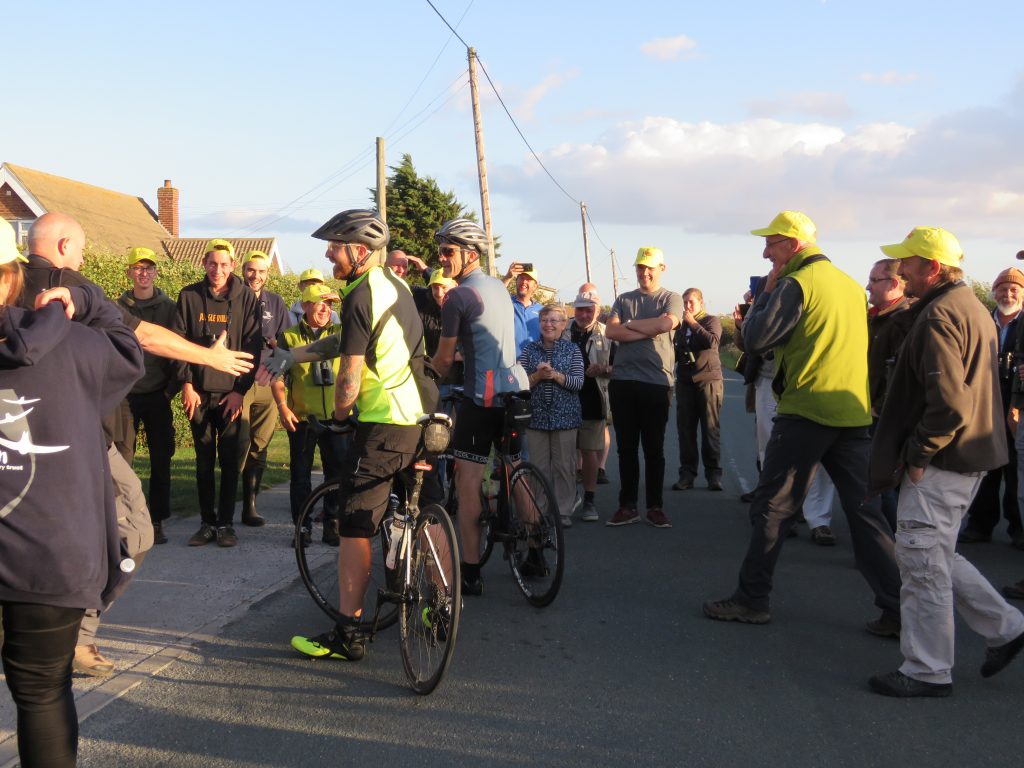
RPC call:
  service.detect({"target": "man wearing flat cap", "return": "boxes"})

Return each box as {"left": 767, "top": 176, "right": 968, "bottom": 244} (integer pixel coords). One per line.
{"left": 868, "top": 227, "right": 1024, "bottom": 697}
{"left": 959, "top": 267, "right": 1024, "bottom": 548}
{"left": 703, "top": 211, "right": 900, "bottom": 632}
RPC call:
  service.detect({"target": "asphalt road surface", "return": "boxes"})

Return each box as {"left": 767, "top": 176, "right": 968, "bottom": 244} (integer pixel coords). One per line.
{"left": 8, "top": 373, "right": 1024, "bottom": 766}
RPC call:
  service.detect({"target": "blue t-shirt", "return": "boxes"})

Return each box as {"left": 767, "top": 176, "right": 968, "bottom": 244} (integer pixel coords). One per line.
{"left": 441, "top": 269, "right": 528, "bottom": 406}
{"left": 512, "top": 297, "right": 543, "bottom": 356}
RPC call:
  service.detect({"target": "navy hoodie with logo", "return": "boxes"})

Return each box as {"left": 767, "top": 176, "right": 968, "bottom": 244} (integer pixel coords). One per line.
{"left": 0, "top": 284, "right": 143, "bottom": 610}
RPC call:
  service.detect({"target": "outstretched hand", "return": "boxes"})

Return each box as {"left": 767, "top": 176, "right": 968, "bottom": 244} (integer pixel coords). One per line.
{"left": 207, "top": 331, "right": 254, "bottom": 376}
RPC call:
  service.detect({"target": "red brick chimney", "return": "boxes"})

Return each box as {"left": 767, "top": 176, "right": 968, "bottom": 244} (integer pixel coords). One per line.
{"left": 157, "top": 179, "right": 179, "bottom": 237}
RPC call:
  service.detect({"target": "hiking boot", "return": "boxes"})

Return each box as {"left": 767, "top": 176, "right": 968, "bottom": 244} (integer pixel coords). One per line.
{"left": 957, "top": 527, "right": 991, "bottom": 544}
{"left": 216, "top": 526, "right": 238, "bottom": 548}
{"left": 707, "top": 477, "right": 723, "bottom": 491}
{"left": 291, "top": 625, "right": 364, "bottom": 661}
{"left": 461, "top": 575, "right": 483, "bottom": 596}
{"left": 646, "top": 506, "right": 671, "bottom": 528}
{"left": 740, "top": 490, "right": 756, "bottom": 503}
{"left": 322, "top": 518, "right": 340, "bottom": 547}
{"left": 869, "top": 671, "right": 951, "bottom": 698}
{"left": 520, "top": 548, "right": 549, "bottom": 579}
{"left": 1002, "top": 580, "right": 1024, "bottom": 601}
{"left": 810, "top": 525, "right": 837, "bottom": 546}
{"left": 866, "top": 610, "right": 901, "bottom": 638}
{"left": 560, "top": 515, "right": 573, "bottom": 529}
{"left": 672, "top": 475, "right": 695, "bottom": 491}
{"left": 292, "top": 526, "right": 312, "bottom": 548}
{"left": 981, "top": 630, "right": 1024, "bottom": 678}
{"left": 152, "top": 521, "right": 168, "bottom": 546}
{"left": 606, "top": 507, "right": 640, "bottom": 526}
{"left": 596, "top": 468, "right": 610, "bottom": 485}
{"left": 187, "top": 523, "right": 216, "bottom": 547}
{"left": 702, "top": 598, "right": 770, "bottom": 624}
{"left": 73, "top": 644, "right": 115, "bottom": 676}
{"left": 580, "top": 501, "right": 599, "bottom": 522}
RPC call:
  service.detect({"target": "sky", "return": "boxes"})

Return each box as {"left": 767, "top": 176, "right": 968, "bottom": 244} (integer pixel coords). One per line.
{"left": 5, "top": 0, "right": 1024, "bottom": 312}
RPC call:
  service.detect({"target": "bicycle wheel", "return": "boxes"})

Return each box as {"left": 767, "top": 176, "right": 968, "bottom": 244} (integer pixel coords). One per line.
{"left": 295, "top": 482, "right": 399, "bottom": 632}
{"left": 505, "top": 462, "right": 565, "bottom": 607}
{"left": 399, "top": 503, "right": 462, "bottom": 695}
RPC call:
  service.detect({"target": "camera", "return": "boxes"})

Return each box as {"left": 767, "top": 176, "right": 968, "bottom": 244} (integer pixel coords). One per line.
{"left": 999, "top": 351, "right": 1016, "bottom": 383}
{"left": 519, "top": 262, "right": 534, "bottom": 272}
{"left": 681, "top": 349, "right": 697, "bottom": 366}
{"left": 311, "top": 359, "right": 335, "bottom": 386}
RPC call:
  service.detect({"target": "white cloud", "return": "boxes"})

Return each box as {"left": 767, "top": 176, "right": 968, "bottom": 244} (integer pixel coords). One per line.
{"left": 640, "top": 35, "right": 700, "bottom": 62}
{"left": 859, "top": 71, "right": 920, "bottom": 86}
{"left": 490, "top": 87, "right": 1024, "bottom": 242}
{"left": 747, "top": 91, "right": 853, "bottom": 120}
{"left": 516, "top": 68, "right": 580, "bottom": 121}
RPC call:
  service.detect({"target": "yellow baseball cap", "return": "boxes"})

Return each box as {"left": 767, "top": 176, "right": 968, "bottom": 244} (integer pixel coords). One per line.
{"left": 301, "top": 283, "right": 340, "bottom": 304}
{"left": 0, "top": 217, "right": 27, "bottom": 266}
{"left": 880, "top": 226, "right": 963, "bottom": 268}
{"left": 635, "top": 247, "right": 665, "bottom": 268}
{"left": 750, "top": 211, "right": 817, "bottom": 243}
{"left": 299, "top": 267, "right": 325, "bottom": 283}
{"left": 204, "top": 238, "right": 235, "bottom": 259}
{"left": 428, "top": 271, "right": 456, "bottom": 288}
{"left": 242, "top": 249, "right": 270, "bottom": 265}
{"left": 127, "top": 246, "right": 159, "bottom": 266}
{"left": 516, "top": 268, "right": 540, "bottom": 282}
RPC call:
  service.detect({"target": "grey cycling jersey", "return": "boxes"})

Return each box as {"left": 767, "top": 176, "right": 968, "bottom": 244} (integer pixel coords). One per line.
{"left": 441, "top": 268, "right": 528, "bottom": 406}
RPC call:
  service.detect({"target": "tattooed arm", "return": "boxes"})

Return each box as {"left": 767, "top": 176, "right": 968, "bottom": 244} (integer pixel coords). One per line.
{"left": 332, "top": 353, "right": 364, "bottom": 420}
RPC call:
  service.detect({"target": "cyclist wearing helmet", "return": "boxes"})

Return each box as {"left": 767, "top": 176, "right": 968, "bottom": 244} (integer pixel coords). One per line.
{"left": 262, "top": 209, "right": 436, "bottom": 662}
{"left": 431, "top": 218, "right": 529, "bottom": 596}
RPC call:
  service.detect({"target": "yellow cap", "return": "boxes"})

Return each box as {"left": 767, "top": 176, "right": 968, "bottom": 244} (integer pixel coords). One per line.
{"left": 880, "top": 226, "right": 963, "bottom": 268}
{"left": 634, "top": 247, "right": 665, "bottom": 268}
{"left": 0, "top": 217, "right": 27, "bottom": 266}
{"left": 517, "top": 269, "right": 540, "bottom": 282}
{"left": 428, "top": 270, "right": 456, "bottom": 288}
{"left": 204, "top": 238, "right": 235, "bottom": 259}
{"left": 242, "top": 249, "right": 270, "bottom": 265}
{"left": 750, "top": 211, "right": 817, "bottom": 243}
{"left": 127, "top": 246, "right": 159, "bottom": 266}
{"left": 301, "top": 283, "right": 340, "bottom": 304}
{"left": 299, "top": 267, "right": 325, "bottom": 283}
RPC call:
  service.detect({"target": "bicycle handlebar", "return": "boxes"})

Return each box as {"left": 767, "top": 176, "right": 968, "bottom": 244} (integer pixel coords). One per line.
{"left": 307, "top": 414, "right": 358, "bottom": 435}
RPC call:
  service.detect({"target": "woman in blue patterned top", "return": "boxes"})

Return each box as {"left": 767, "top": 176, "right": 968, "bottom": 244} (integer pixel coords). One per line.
{"left": 519, "top": 304, "right": 585, "bottom": 527}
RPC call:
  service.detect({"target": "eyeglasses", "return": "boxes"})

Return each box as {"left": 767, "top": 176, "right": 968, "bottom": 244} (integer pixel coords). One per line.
{"left": 765, "top": 238, "right": 790, "bottom": 248}
{"left": 129, "top": 265, "right": 157, "bottom": 274}
{"left": 540, "top": 317, "right": 565, "bottom": 325}
{"left": 867, "top": 277, "right": 892, "bottom": 284}
{"left": 438, "top": 245, "right": 463, "bottom": 257}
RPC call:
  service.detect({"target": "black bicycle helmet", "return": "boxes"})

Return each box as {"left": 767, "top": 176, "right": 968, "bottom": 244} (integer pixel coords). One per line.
{"left": 312, "top": 209, "right": 389, "bottom": 249}
{"left": 434, "top": 218, "right": 489, "bottom": 253}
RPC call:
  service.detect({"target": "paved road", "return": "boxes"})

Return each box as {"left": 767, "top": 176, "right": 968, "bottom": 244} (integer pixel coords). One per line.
{"left": 4, "top": 373, "right": 1024, "bottom": 766}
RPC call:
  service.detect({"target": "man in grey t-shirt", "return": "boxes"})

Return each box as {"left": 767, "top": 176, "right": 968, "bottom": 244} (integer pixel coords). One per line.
{"left": 604, "top": 247, "right": 683, "bottom": 528}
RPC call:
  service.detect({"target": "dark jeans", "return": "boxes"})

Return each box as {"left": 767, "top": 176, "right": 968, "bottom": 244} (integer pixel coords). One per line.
{"left": 189, "top": 392, "right": 242, "bottom": 526}
{"left": 609, "top": 379, "right": 672, "bottom": 509}
{"left": 675, "top": 378, "right": 724, "bottom": 481}
{"left": 288, "top": 421, "right": 350, "bottom": 524}
{"left": 116, "top": 390, "right": 176, "bottom": 523}
{"left": 0, "top": 602, "right": 84, "bottom": 768}
{"left": 734, "top": 416, "right": 900, "bottom": 614}
{"left": 963, "top": 426, "right": 1020, "bottom": 537}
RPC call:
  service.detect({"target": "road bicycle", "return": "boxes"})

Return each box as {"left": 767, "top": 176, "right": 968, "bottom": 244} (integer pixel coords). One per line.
{"left": 442, "top": 388, "right": 565, "bottom": 607}
{"left": 295, "top": 414, "right": 461, "bottom": 694}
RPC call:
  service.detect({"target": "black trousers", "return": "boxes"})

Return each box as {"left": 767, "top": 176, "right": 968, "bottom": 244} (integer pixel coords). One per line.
{"left": 675, "top": 378, "right": 724, "bottom": 481}
{"left": 116, "top": 390, "right": 176, "bottom": 523}
{"left": 188, "top": 392, "right": 242, "bottom": 526}
{"left": 733, "top": 415, "right": 901, "bottom": 614}
{"left": 287, "top": 421, "right": 350, "bottom": 523}
{"left": 609, "top": 379, "right": 672, "bottom": 509}
{"left": 0, "top": 602, "right": 84, "bottom": 768}
{"left": 963, "top": 425, "right": 1020, "bottom": 537}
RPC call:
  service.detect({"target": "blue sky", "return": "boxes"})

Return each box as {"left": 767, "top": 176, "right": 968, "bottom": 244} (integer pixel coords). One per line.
{"left": 6, "top": 0, "right": 1024, "bottom": 311}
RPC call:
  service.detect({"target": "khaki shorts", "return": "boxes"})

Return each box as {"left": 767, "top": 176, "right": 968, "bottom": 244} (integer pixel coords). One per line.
{"left": 577, "top": 419, "right": 605, "bottom": 451}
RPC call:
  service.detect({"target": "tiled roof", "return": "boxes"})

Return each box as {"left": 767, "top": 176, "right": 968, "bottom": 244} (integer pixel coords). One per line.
{"left": 3, "top": 163, "right": 170, "bottom": 256}
{"left": 163, "top": 238, "right": 280, "bottom": 270}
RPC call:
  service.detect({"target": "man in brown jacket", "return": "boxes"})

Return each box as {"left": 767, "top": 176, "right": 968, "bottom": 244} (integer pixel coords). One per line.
{"left": 868, "top": 226, "right": 1024, "bottom": 698}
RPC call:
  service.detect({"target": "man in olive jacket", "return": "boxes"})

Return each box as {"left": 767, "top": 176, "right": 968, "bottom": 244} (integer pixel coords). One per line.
{"left": 868, "top": 226, "right": 1024, "bottom": 698}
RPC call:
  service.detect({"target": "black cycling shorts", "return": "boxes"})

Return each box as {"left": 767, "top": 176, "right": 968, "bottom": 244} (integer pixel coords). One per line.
{"left": 451, "top": 400, "right": 522, "bottom": 464}
{"left": 336, "top": 422, "right": 420, "bottom": 538}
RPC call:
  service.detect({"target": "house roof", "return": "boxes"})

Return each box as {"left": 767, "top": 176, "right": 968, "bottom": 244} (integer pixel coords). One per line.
{"left": 1, "top": 163, "right": 170, "bottom": 256}
{"left": 163, "top": 238, "right": 282, "bottom": 273}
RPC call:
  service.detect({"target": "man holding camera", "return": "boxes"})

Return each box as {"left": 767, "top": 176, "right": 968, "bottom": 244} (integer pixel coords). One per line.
{"left": 672, "top": 288, "right": 724, "bottom": 491}
{"left": 503, "top": 262, "right": 543, "bottom": 356}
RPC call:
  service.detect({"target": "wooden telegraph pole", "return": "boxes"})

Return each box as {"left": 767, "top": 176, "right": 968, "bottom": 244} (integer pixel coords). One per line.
{"left": 610, "top": 248, "right": 619, "bottom": 299}
{"left": 467, "top": 48, "right": 496, "bottom": 276}
{"left": 375, "top": 137, "right": 387, "bottom": 221}
{"left": 580, "top": 202, "right": 592, "bottom": 283}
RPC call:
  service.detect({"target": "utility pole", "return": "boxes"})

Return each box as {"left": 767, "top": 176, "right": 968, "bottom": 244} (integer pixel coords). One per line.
{"left": 468, "top": 47, "right": 496, "bottom": 276}
{"left": 375, "top": 137, "right": 387, "bottom": 221}
{"left": 610, "top": 249, "right": 619, "bottom": 299}
{"left": 580, "top": 202, "right": 592, "bottom": 283}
